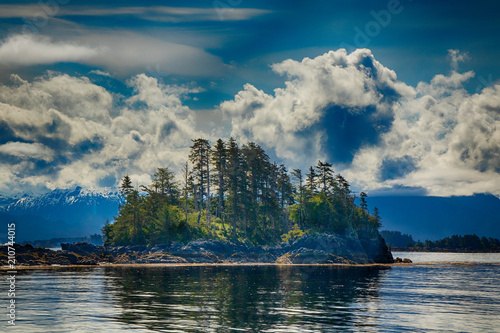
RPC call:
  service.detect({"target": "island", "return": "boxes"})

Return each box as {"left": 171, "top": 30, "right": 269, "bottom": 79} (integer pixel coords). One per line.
{"left": 1, "top": 138, "right": 394, "bottom": 266}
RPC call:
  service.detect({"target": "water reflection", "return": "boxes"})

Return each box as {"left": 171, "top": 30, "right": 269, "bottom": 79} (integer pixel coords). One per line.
{"left": 4, "top": 254, "right": 499, "bottom": 332}
{"left": 105, "top": 265, "right": 389, "bottom": 332}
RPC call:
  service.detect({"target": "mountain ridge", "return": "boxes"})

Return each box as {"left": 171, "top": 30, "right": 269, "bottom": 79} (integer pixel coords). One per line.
{"left": 368, "top": 194, "right": 500, "bottom": 240}
{"left": 0, "top": 187, "right": 122, "bottom": 242}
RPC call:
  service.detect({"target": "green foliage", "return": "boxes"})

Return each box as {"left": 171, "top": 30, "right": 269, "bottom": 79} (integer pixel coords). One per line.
{"left": 105, "top": 138, "right": 384, "bottom": 246}
{"left": 413, "top": 234, "right": 500, "bottom": 251}
{"left": 281, "top": 224, "right": 306, "bottom": 243}
{"left": 101, "top": 219, "right": 113, "bottom": 246}
{"left": 382, "top": 231, "right": 500, "bottom": 252}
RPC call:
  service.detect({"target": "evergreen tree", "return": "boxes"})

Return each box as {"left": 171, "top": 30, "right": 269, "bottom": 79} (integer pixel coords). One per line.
{"left": 108, "top": 142, "right": 387, "bottom": 246}
{"left": 120, "top": 175, "right": 134, "bottom": 198}
{"left": 151, "top": 167, "right": 179, "bottom": 204}
{"left": 291, "top": 169, "right": 305, "bottom": 228}
{"left": 359, "top": 192, "right": 368, "bottom": 212}
{"left": 277, "top": 164, "right": 294, "bottom": 231}
{"left": 305, "top": 166, "right": 317, "bottom": 196}
{"left": 212, "top": 139, "right": 227, "bottom": 221}
{"left": 225, "top": 137, "right": 243, "bottom": 237}
{"left": 315, "top": 160, "right": 334, "bottom": 193}
{"left": 182, "top": 161, "right": 189, "bottom": 225}
{"left": 372, "top": 206, "right": 382, "bottom": 229}
{"left": 101, "top": 219, "right": 113, "bottom": 246}
{"left": 241, "top": 141, "right": 272, "bottom": 239}
{"left": 189, "top": 138, "right": 211, "bottom": 227}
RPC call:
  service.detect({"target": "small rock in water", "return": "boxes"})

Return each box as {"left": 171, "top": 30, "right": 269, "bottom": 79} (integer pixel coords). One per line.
{"left": 394, "top": 257, "right": 412, "bottom": 264}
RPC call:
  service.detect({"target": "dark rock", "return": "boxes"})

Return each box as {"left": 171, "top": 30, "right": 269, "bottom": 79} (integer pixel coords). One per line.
{"left": 357, "top": 228, "right": 394, "bottom": 263}
{"left": 2, "top": 230, "right": 394, "bottom": 266}
{"left": 282, "top": 232, "right": 393, "bottom": 264}
{"left": 61, "top": 242, "right": 104, "bottom": 256}
{"left": 394, "top": 257, "right": 412, "bottom": 264}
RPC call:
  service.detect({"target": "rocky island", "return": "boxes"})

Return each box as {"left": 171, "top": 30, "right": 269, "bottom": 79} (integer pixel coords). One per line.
{"left": 2, "top": 138, "right": 398, "bottom": 267}
{"left": 1, "top": 230, "right": 393, "bottom": 267}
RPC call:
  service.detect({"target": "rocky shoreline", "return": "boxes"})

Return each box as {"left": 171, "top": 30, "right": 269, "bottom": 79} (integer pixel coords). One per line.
{"left": 1, "top": 232, "right": 394, "bottom": 267}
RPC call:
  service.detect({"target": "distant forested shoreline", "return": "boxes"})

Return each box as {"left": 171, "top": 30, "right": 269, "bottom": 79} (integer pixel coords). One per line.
{"left": 103, "top": 137, "right": 382, "bottom": 246}
{"left": 381, "top": 230, "right": 500, "bottom": 252}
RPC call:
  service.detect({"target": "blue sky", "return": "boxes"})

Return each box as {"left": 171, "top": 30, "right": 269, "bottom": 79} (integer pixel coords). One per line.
{"left": 0, "top": 0, "right": 499, "bottom": 197}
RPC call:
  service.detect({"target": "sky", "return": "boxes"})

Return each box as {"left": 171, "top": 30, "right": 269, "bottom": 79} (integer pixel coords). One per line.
{"left": 0, "top": 0, "right": 499, "bottom": 198}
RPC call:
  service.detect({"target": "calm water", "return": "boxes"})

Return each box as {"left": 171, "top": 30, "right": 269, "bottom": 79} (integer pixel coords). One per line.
{"left": 1, "top": 253, "right": 499, "bottom": 332}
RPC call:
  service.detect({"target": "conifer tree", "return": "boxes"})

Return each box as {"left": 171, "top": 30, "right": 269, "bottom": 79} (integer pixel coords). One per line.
{"left": 189, "top": 138, "right": 211, "bottom": 227}
{"left": 291, "top": 169, "right": 305, "bottom": 228}
{"left": 182, "top": 161, "right": 189, "bottom": 224}
{"left": 120, "top": 175, "right": 134, "bottom": 198}
{"left": 226, "top": 137, "right": 243, "bottom": 236}
{"left": 109, "top": 142, "right": 385, "bottom": 246}
{"left": 306, "top": 166, "right": 317, "bottom": 195}
{"left": 151, "top": 167, "right": 179, "bottom": 204}
{"left": 315, "top": 160, "right": 334, "bottom": 193}
{"left": 373, "top": 206, "right": 382, "bottom": 229}
{"left": 212, "top": 139, "right": 227, "bottom": 221}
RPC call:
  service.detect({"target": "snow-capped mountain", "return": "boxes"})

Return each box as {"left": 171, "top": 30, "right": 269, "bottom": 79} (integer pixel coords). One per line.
{"left": 0, "top": 194, "right": 18, "bottom": 209}
{"left": 0, "top": 187, "right": 123, "bottom": 242}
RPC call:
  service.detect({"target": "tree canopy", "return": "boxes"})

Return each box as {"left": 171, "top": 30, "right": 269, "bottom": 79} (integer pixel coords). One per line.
{"left": 103, "top": 138, "right": 382, "bottom": 246}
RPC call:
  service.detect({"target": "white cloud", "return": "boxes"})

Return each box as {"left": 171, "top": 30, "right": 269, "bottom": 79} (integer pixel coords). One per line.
{"left": 0, "top": 34, "right": 98, "bottom": 65}
{"left": 0, "top": 73, "right": 113, "bottom": 123}
{"left": 83, "top": 32, "right": 225, "bottom": 77}
{"left": 345, "top": 68, "right": 500, "bottom": 197}
{"left": 220, "top": 48, "right": 413, "bottom": 165}
{"left": 127, "top": 73, "right": 203, "bottom": 109}
{"left": 0, "top": 33, "right": 225, "bottom": 77}
{"left": 0, "top": 73, "right": 202, "bottom": 194}
{"left": 89, "top": 69, "right": 111, "bottom": 77}
{"left": 1, "top": 48, "right": 499, "bottom": 198}
{"left": 0, "top": 142, "right": 54, "bottom": 161}
{"left": 220, "top": 49, "right": 500, "bottom": 197}
{"left": 448, "top": 49, "right": 469, "bottom": 71}
{"left": 0, "top": 5, "right": 270, "bottom": 22}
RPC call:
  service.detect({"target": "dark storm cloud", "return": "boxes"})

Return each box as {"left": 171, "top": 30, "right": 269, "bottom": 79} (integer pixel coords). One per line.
{"left": 378, "top": 155, "right": 417, "bottom": 181}
{"left": 320, "top": 105, "right": 393, "bottom": 164}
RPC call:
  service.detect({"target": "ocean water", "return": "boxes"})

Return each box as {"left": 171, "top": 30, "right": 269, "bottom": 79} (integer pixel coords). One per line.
{"left": 1, "top": 252, "right": 499, "bottom": 332}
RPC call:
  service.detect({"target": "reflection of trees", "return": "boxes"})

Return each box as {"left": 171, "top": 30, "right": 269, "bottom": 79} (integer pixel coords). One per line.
{"left": 276, "top": 266, "right": 387, "bottom": 330}
{"left": 104, "top": 265, "right": 388, "bottom": 332}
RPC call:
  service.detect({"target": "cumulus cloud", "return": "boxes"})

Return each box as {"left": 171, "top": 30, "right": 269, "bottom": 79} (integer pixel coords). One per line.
{"left": 220, "top": 49, "right": 500, "bottom": 197}
{"left": 342, "top": 59, "right": 500, "bottom": 196}
{"left": 220, "top": 48, "right": 413, "bottom": 165}
{"left": 0, "top": 73, "right": 201, "bottom": 194}
{"left": 1, "top": 48, "right": 499, "bottom": 198}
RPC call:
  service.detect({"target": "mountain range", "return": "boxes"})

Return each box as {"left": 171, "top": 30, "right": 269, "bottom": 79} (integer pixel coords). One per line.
{"left": 0, "top": 187, "right": 122, "bottom": 242}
